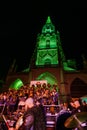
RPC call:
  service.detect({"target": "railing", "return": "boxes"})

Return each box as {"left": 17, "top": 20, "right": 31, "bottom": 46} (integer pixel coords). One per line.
{"left": 43, "top": 105, "right": 60, "bottom": 114}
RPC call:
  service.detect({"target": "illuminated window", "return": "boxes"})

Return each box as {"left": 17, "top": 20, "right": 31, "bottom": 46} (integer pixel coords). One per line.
{"left": 46, "top": 40, "right": 50, "bottom": 48}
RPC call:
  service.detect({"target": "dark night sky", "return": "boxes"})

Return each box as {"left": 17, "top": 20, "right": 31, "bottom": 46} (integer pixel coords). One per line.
{"left": 0, "top": 1, "right": 87, "bottom": 80}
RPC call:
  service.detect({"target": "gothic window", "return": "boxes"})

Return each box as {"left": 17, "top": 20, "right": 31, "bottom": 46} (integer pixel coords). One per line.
{"left": 46, "top": 25, "right": 50, "bottom": 29}
{"left": 71, "top": 78, "right": 87, "bottom": 97}
{"left": 46, "top": 40, "right": 50, "bottom": 48}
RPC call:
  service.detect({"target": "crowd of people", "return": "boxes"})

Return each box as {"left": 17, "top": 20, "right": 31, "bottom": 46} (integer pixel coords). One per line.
{"left": 0, "top": 82, "right": 87, "bottom": 130}
{"left": 0, "top": 83, "right": 59, "bottom": 114}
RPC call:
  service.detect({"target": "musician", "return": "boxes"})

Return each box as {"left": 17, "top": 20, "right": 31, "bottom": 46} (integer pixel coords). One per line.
{"left": 68, "top": 98, "right": 82, "bottom": 114}
{"left": 15, "top": 97, "right": 46, "bottom": 130}
{"left": 55, "top": 102, "right": 72, "bottom": 130}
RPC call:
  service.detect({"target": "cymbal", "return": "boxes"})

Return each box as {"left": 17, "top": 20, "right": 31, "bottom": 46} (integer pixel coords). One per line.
{"left": 64, "top": 112, "right": 87, "bottom": 128}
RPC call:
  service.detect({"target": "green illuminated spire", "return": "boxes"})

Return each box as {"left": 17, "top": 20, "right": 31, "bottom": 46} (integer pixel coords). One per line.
{"left": 42, "top": 16, "right": 55, "bottom": 34}
{"left": 34, "top": 16, "right": 77, "bottom": 71}
{"left": 36, "top": 16, "right": 58, "bottom": 66}
{"left": 46, "top": 16, "right": 52, "bottom": 24}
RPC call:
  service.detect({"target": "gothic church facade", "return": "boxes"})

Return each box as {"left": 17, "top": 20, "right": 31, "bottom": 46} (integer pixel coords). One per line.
{"left": 5, "top": 16, "right": 87, "bottom": 102}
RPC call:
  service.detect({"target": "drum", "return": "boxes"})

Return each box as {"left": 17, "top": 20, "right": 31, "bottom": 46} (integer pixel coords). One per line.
{"left": 64, "top": 112, "right": 87, "bottom": 130}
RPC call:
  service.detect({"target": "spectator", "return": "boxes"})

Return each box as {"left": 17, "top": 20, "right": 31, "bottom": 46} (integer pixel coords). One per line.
{"left": 55, "top": 102, "right": 72, "bottom": 130}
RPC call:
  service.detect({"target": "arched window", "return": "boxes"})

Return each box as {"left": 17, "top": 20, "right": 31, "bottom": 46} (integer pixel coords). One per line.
{"left": 46, "top": 40, "right": 50, "bottom": 48}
